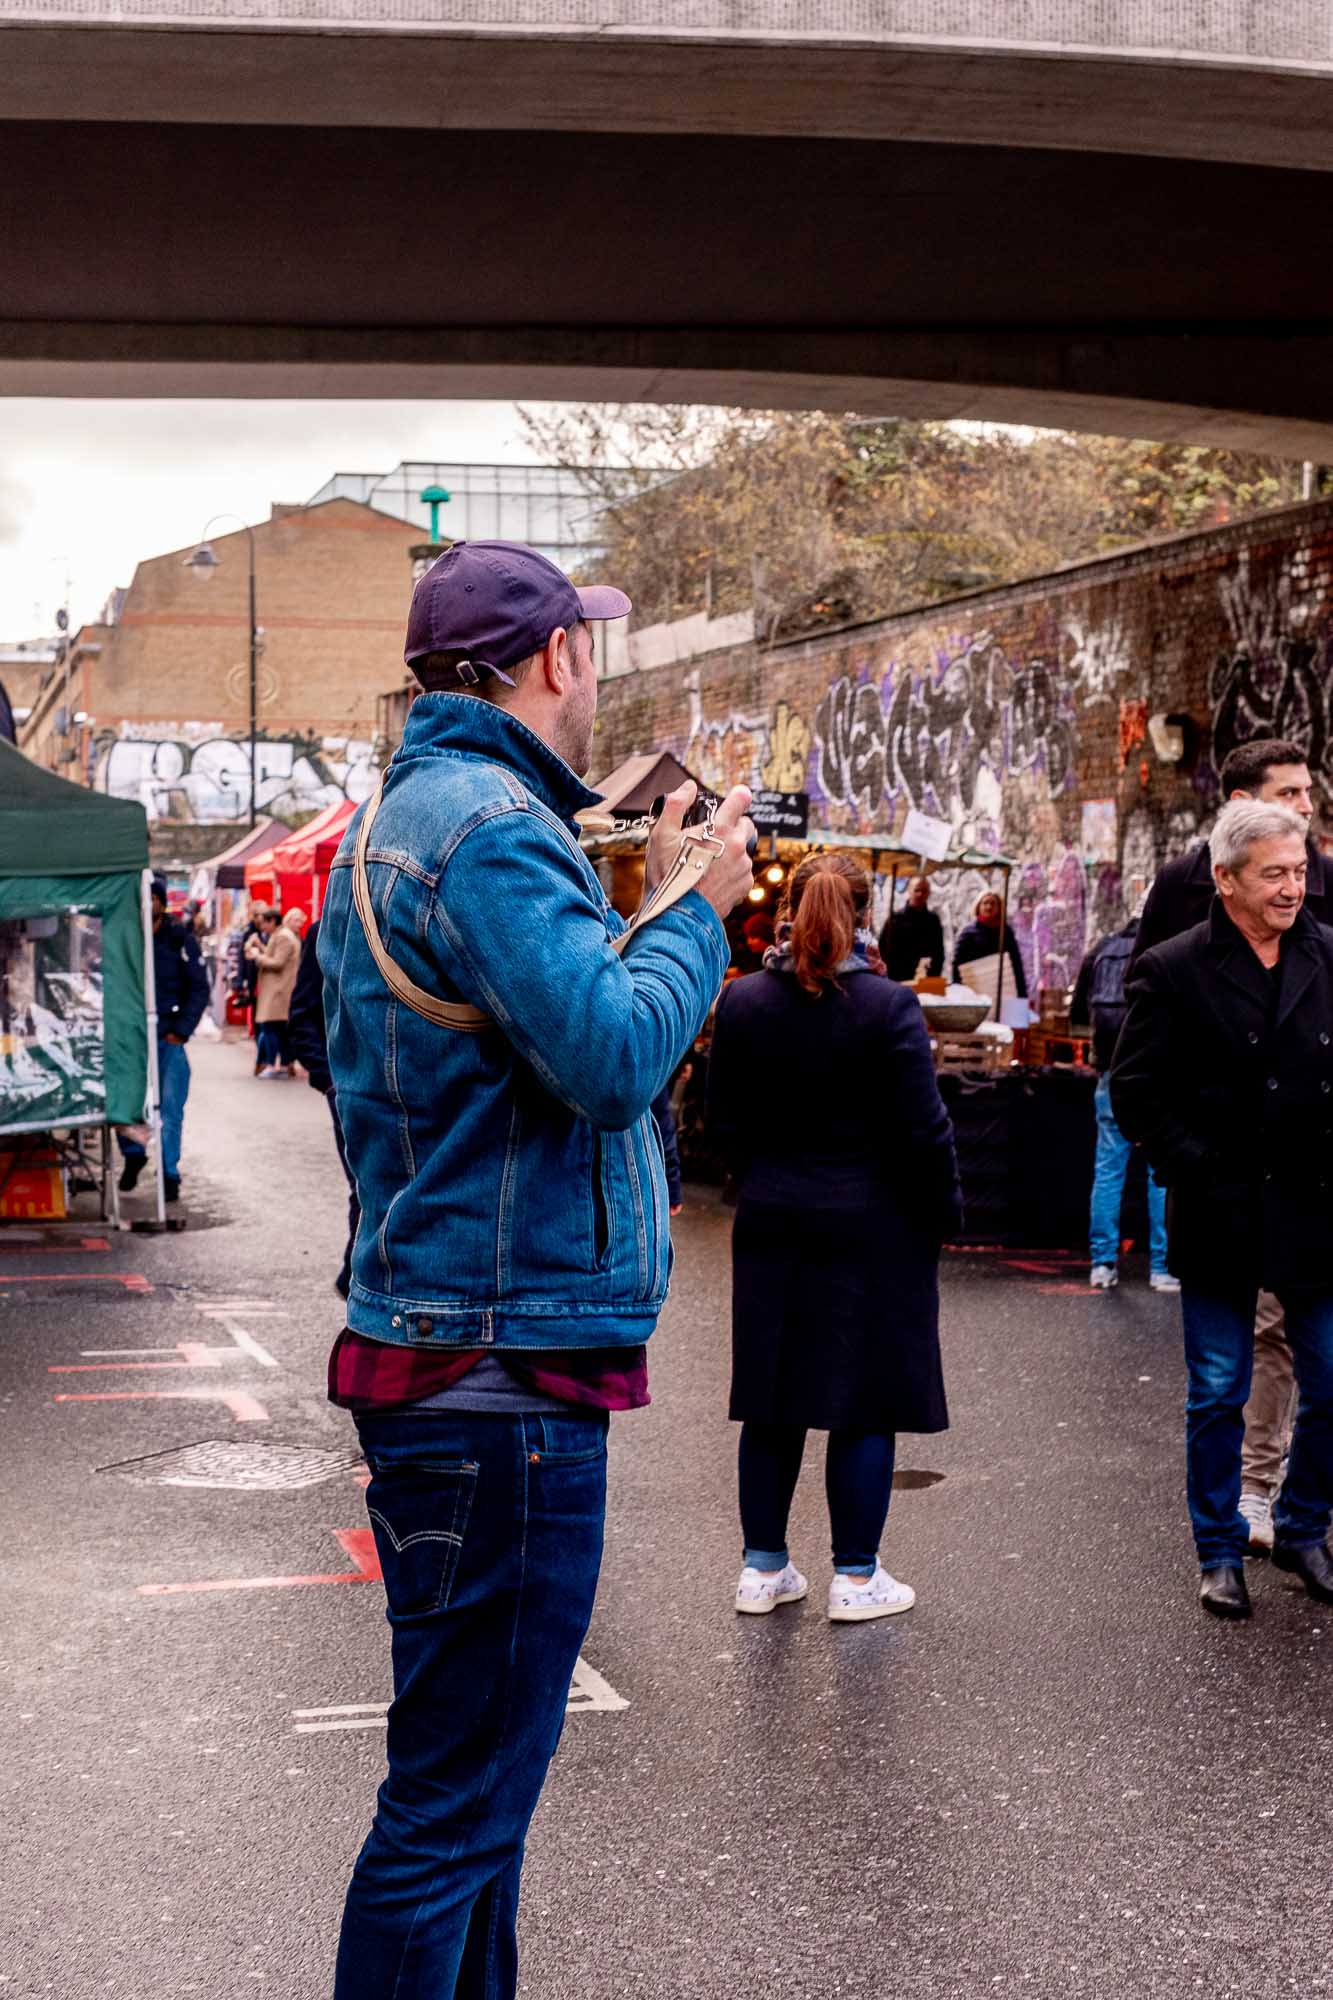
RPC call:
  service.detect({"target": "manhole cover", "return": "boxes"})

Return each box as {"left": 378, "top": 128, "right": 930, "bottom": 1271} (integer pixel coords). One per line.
{"left": 891, "top": 1468, "right": 946, "bottom": 1491}
{"left": 96, "top": 1439, "right": 365, "bottom": 1490}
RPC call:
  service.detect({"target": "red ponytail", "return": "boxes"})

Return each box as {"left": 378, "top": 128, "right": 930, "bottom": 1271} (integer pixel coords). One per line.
{"left": 785, "top": 854, "right": 869, "bottom": 995}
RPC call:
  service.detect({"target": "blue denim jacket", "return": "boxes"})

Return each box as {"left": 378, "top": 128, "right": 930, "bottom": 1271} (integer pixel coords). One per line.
{"left": 318, "top": 694, "right": 728, "bottom": 1351}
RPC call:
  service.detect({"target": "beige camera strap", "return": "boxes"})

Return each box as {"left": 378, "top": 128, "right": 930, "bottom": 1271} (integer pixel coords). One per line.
{"left": 352, "top": 782, "right": 491, "bottom": 1034}
{"left": 351, "top": 784, "right": 722, "bottom": 1031}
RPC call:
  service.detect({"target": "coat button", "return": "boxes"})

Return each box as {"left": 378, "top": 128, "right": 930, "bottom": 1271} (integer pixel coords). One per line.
{"left": 1247, "top": 1032, "right": 1259, "bottom": 1045}
{"left": 391, "top": 1315, "right": 402, "bottom": 1327}
{"left": 416, "top": 1316, "right": 434, "bottom": 1337}
{"left": 1267, "top": 1077, "right": 1278, "bottom": 1090}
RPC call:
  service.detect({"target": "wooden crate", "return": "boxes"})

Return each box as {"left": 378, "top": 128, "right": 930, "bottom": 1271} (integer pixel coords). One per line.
{"left": 932, "top": 1032, "right": 1011, "bottom": 1075}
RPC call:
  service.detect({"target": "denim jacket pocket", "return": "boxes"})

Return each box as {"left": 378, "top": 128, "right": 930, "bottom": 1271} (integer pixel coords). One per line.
{"left": 363, "top": 1455, "right": 479, "bottom": 1619}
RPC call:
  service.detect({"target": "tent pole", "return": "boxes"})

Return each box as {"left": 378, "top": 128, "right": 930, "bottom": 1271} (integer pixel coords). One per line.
{"left": 994, "top": 867, "right": 1010, "bottom": 1022}
{"left": 141, "top": 869, "right": 167, "bottom": 1228}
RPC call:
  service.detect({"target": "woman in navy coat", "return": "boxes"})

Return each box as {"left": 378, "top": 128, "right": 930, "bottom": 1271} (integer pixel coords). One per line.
{"left": 708, "top": 852, "right": 961, "bottom": 1622}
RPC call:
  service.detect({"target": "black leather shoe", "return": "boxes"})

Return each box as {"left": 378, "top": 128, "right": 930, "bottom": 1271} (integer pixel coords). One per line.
{"left": 1200, "top": 1565, "right": 1252, "bottom": 1619}
{"left": 117, "top": 1155, "right": 145, "bottom": 1194}
{"left": 164, "top": 1175, "right": 181, "bottom": 1204}
{"left": 1272, "top": 1540, "right": 1333, "bottom": 1603}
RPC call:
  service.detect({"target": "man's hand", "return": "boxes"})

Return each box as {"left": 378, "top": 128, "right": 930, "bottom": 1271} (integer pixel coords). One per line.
{"left": 642, "top": 780, "right": 697, "bottom": 900}
{"left": 696, "top": 785, "right": 757, "bottom": 920}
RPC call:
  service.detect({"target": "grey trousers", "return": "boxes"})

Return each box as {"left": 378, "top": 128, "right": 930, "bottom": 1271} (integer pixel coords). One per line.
{"left": 1240, "top": 1289, "right": 1299, "bottom": 1496}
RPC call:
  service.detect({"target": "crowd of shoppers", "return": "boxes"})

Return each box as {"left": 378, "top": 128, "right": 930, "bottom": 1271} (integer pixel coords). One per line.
{"left": 144, "top": 528, "right": 1325, "bottom": 1990}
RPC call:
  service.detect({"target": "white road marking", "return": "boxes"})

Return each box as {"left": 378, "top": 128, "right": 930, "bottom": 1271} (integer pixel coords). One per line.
{"left": 220, "top": 1321, "right": 280, "bottom": 1369}
{"left": 293, "top": 1657, "right": 628, "bottom": 1734}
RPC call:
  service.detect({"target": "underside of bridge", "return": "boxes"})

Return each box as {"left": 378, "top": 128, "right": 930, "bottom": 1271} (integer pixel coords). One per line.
{"left": 3, "top": 19, "right": 1333, "bottom": 449}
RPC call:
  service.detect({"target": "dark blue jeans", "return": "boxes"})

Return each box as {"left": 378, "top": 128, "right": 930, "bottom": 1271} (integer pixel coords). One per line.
{"left": 255, "top": 1020, "right": 289, "bottom": 1069}
{"left": 1181, "top": 1285, "right": 1333, "bottom": 1568}
{"left": 739, "top": 1422, "right": 896, "bottom": 1575}
{"left": 335, "top": 1407, "right": 608, "bottom": 2000}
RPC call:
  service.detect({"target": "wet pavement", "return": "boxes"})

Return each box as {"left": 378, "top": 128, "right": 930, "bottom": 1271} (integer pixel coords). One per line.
{"left": 3, "top": 1038, "right": 1330, "bottom": 1999}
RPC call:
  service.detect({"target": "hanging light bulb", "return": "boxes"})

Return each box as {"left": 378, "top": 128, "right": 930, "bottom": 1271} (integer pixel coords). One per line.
{"left": 765, "top": 863, "right": 784, "bottom": 884}
{"left": 747, "top": 885, "right": 766, "bottom": 903}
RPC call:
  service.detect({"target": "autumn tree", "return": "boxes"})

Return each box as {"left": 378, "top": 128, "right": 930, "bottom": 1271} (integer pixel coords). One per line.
{"left": 519, "top": 404, "right": 1319, "bottom": 640}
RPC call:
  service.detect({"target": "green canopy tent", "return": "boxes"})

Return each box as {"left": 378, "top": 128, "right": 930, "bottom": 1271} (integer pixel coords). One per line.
{"left": 0, "top": 742, "right": 152, "bottom": 1182}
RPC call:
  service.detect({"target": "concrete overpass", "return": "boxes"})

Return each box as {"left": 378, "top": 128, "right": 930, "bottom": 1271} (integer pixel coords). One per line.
{"left": 4, "top": 2, "right": 1333, "bottom": 451}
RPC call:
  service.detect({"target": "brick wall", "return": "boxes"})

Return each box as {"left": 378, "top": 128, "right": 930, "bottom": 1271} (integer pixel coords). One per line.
{"left": 592, "top": 498, "right": 1333, "bottom": 992}
{"left": 23, "top": 497, "right": 418, "bottom": 824}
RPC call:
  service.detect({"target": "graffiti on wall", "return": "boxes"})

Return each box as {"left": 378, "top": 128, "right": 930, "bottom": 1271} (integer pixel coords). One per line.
{"left": 1064, "top": 612, "right": 1131, "bottom": 706}
{"left": 812, "top": 637, "right": 1076, "bottom": 834}
{"left": 678, "top": 679, "right": 812, "bottom": 798}
{"left": 1210, "top": 548, "right": 1330, "bottom": 782}
{"left": 95, "top": 724, "right": 377, "bottom": 821}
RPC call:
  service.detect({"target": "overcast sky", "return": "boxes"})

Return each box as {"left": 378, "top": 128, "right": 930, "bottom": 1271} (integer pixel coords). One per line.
{"left": 0, "top": 399, "right": 546, "bottom": 638}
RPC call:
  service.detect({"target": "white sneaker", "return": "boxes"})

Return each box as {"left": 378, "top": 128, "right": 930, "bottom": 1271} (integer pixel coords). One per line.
{"left": 1089, "top": 1264, "right": 1118, "bottom": 1290}
{"left": 1238, "top": 1492, "right": 1275, "bottom": 1554}
{"left": 827, "top": 1560, "right": 916, "bottom": 1623}
{"left": 1150, "top": 1271, "right": 1182, "bottom": 1293}
{"left": 257, "top": 1065, "right": 282, "bottom": 1079}
{"left": 734, "top": 1562, "right": 808, "bottom": 1615}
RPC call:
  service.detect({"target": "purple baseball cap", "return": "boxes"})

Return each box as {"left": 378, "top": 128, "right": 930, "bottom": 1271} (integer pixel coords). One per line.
{"left": 405, "top": 540, "right": 631, "bottom": 687}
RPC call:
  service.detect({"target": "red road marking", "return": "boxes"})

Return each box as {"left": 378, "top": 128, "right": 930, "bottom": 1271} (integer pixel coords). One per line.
{"left": 138, "top": 1526, "right": 382, "bottom": 1598}
{"left": 0, "top": 1237, "right": 110, "bottom": 1254}
{"left": 53, "top": 1388, "right": 269, "bottom": 1422}
{"left": 49, "top": 1360, "right": 189, "bottom": 1374}
{"left": 3, "top": 1271, "right": 152, "bottom": 1290}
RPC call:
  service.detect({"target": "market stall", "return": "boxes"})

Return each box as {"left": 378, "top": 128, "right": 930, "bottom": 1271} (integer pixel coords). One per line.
{"left": 244, "top": 799, "right": 355, "bottom": 917}
{"left": 0, "top": 739, "right": 158, "bottom": 1222}
{"left": 269, "top": 799, "right": 356, "bottom": 917}
{"left": 189, "top": 817, "right": 279, "bottom": 934}
{"left": 578, "top": 790, "right": 1111, "bottom": 1247}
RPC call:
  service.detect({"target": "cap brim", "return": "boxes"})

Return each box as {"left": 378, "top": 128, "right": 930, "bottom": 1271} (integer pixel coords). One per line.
{"left": 576, "top": 584, "right": 632, "bottom": 622}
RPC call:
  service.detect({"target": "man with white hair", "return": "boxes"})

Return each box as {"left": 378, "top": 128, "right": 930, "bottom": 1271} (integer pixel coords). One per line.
{"left": 1112, "top": 799, "right": 1333, "bottom": 1621}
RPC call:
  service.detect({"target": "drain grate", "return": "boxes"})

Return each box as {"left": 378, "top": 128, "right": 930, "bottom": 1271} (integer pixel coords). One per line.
{"left": 96, "top": 1438, "right": 365, "bottom": 1490}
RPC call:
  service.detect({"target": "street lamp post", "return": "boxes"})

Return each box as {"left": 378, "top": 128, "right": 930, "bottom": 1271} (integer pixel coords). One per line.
{"left": 183, "top": 517, "right": 260, "bottom": 826}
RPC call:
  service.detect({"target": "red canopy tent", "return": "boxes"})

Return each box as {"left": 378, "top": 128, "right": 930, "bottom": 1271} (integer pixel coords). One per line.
{"left": 251, "top": 799, "right": 357, "bottom": 917}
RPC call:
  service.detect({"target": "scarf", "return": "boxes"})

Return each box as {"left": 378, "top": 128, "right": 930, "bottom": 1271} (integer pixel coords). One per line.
{"left": 762, "top": 924, "right": 887, "bottom": 978}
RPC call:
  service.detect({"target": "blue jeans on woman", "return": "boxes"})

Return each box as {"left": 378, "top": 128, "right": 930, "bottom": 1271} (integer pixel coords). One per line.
{"left": 739, "top": 1422, "right": 895, "bottom": 1576}
{"left": 255, "top": 1020, "right": 289, "bottom": 1069}
{"left": 1180, "top": 1285, "right": 1333, "bottom": 1569}
{"left": 335, "top": 1406, "right": 608, "bottom": 2000}
{"left": 1090, "top": 1073, "right": 1168, "bottom": 1272}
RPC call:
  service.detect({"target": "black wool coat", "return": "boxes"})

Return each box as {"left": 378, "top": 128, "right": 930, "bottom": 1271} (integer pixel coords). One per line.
{"left": 708, "top": 962, "right": 961, "bottom": 1432}
{"left": 1110, "top": 902, "right": 1333, "bottom": 1293}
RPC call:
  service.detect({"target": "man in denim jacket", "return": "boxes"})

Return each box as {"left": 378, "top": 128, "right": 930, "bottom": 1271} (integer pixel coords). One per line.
{"left": 319, "top": 541, "right": 755, "bottom": 1999}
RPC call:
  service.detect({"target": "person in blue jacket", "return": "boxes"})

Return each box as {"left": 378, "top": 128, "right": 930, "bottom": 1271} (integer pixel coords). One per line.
{"left": 118, "top": 877, "right": 209, "bottom": 1203}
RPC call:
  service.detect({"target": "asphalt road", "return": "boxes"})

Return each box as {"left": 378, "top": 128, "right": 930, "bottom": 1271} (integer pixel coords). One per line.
{"left": 3, "top": 1037, "right": 1330, "bottom": 1999}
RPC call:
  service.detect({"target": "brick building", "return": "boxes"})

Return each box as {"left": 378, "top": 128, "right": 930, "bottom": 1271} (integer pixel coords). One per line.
{"left": 591, "top": 498, "right": 1333, "bottom": 994}
{"left": 21, "top": 497, "right": 419, "bottom": 827}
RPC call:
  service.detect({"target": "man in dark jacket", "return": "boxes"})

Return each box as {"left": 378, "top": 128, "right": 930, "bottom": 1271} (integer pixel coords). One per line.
{"left": 289, "top": 918, "right": 360, "bottom": 1299}
{"left": 118, "top": 877, "right": 209, "bottom": 1202}
{"left": 1132, "top": 737, "right": 1325, "bottom": 1553}
{"left": 1071, "top": 915, "right": 1173, "bottom": 1293}
{"left": 1112, "top": 800, "right": 1333, "bottom": 1622}
{"left": 878, "top": 875, "right": 945, "bottom": 982}
{"left": 1132, "top": 736, "right": 1330, "bottom": 960}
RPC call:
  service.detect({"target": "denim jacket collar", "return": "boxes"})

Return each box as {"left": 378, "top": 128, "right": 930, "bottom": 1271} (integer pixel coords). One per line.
{"left": 398, "top": 693, "right": 602, "bottom": 829}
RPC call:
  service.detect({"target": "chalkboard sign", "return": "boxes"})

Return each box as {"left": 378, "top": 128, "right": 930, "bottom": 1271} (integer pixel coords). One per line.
{"left": 749, "top": 790, "right": 809, "bottom": 838}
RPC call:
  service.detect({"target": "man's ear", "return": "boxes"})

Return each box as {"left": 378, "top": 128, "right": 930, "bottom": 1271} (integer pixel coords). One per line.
{"left": 538, "top": 626, "right": 569, "bottom": 694}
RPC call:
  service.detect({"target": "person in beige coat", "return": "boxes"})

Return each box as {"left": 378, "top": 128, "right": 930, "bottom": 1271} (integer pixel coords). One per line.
{"left": 245, "top": 907, "right": 305, "bottom": 1076}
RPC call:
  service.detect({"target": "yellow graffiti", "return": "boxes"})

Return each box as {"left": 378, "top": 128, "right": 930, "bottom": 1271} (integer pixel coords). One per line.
{"left": 760, "top": 701, "right": 811, "bottom": 792}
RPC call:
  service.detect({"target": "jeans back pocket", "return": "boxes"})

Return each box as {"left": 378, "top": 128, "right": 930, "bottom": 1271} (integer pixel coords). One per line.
{"left": 364, "top": 1455, "right": 479, "bottom": 1619}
